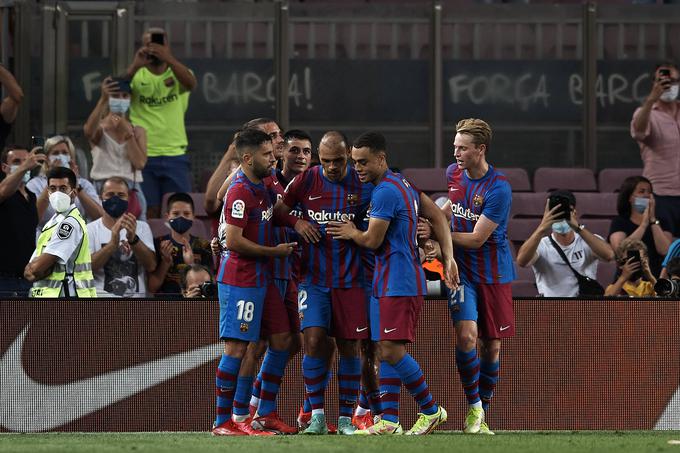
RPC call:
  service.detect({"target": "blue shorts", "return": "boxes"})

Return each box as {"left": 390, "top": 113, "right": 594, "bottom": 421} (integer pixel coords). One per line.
{"left": 218, "top": 282, "right": 266, "bottom": 342}
{"left": 448, "top": 280, "right": 479, "bottom": 324}
{"left": 141, "top": 154, "right": 192, "bottom": 208}
{"left": 298, "top": 283, "right": 369, "bottom": 339}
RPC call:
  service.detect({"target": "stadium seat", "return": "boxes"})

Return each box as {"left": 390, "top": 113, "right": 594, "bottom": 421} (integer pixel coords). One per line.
{"left": 597, "top": 168, "right": 643, "bottom": 193}
{"left": 507, "top": 218, "right": 540, "bottom": 249}
{"left": 583, "top": 218, "right": 612, "bottom": 239}
{"left": 161, "top": 192, "right": 208, "bottom": 218}
{"left": 533, "top": 167, "right": 597, "bottom": 193}
{"left": 596, "top": 259, "right": 618, "bottom": 288}
{"left": 510, "top": 192, "right": 548, "bottom": 218}
{"left": 574, "top": 193, "right": 618, "bottom": 218}
{"left": 511, "top": 280, "right": 538, "bottom": 297}
{"left": 400, "top": 168, "right": 447, "bottom": 193}
{"left": 496, "top": 167, "right": 531, "bottom": 192}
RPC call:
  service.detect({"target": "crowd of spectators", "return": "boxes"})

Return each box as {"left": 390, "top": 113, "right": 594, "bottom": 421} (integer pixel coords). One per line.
{"left": 0, "top": 31, "right": 678, "bottom": 299}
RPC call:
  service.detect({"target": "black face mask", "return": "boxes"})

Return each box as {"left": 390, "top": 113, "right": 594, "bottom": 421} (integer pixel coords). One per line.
{"left": 102, "top": 196, "right": 128, "bottom": 218}
{"left": 169, "top": 216, "right": 193, "bottom": 234}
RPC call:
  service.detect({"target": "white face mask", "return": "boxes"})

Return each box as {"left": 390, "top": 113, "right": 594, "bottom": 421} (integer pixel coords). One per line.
{"left": 660, "top": 85, "right": 679, "bottom": 103}
{"left": 9, "top": 165, "right": 31, "bottom": 184}
{"left": 109, "top": 98, "right": 131, "bottom": 114}
{"left": 49, "top": 191, "right": 73, "bottom": 213}
{"left": 48, "top": 154, "right": 71, "bottom": 168}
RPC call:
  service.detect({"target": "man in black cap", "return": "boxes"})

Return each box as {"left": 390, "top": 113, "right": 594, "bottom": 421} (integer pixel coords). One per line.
{"left": 516, "top": 189, "right": 614, "bottom": 297}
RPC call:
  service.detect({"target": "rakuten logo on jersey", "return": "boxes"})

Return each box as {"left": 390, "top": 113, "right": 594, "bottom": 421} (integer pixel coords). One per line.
{"left": 307, "top": 210, "right": 355, "bottom": 224}
{"left": 450, "top": 202, "right": 480, "bottom": 222}
{"left": 261, "top": 206, "right": 274, "bottom": 222}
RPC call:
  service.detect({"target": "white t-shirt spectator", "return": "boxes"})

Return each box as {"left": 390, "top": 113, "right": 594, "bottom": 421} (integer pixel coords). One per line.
{"left": 87, "top": 218, "right": 154, "bottom": 297}
{"left": 531, "top": 233, "right": 602, "bottom": 297}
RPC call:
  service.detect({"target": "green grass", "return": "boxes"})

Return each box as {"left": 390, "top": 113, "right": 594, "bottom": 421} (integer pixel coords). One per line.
{"left": 1, "top": 431, "right": 680, "bottom": 453}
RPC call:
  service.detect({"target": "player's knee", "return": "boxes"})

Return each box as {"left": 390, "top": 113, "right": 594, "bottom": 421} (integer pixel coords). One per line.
{"left": 224, "top": 340, "right": 248, "bottom": 358}
{"left": 336, "top": 339, "right": 359, "bottom": 358}
{"left": 304, "top": 331, "right": 326, "bottom": 357}
{"left": 269, "top": 332, "right": 292, "bottom": 351}
{"left": 456, "top": 330, "right": 478, "bottom": 352}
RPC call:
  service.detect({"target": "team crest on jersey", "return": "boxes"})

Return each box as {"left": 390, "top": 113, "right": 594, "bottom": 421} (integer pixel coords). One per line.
{"left": 240, "top": 322, "right": 249, "bottom": 332}
{"left": 57, "top": 222, "right": 73, "bottom": 240}
{"left": 347, "top": 193, "right": 357, "bottom": 205}
{"left": 231, "top": 199, "right": 245, "bottom": 219}
{"left": 299, "top": 312, "right": 304, "bottom": 321}
{"left": 473, "top": 194, "right": 484, "bottom": 207}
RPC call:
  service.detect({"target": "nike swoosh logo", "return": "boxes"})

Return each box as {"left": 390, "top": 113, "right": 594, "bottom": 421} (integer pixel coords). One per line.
{"left": 384, "top": 328, "right": 397, "bottom": 334}
{"left": 449, "top": 188, "right": 459, "bottom": 192}
{"left": 0, "top": 325, "right": 222, "bottom": 432}
{"left": 356, "top": 327, "right": 368, "bottom": 332}
{"left": 273, "top": 180, "right": 279, "bottom": 185}
{"left": 500, "top": 325, "right": 510, "bottom": 331}
{"left": 308, "top": 195, "right": 322, "bottom": 201}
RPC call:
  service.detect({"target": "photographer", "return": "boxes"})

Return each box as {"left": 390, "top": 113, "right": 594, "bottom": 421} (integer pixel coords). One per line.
{"left": 516, "top": 190, "right": 614, "bottom": 297}
{"left": 655, "top": 257, "right": 680, "bottom": 298}
{"left": 181, "top": 264, "right": 215, "bottom": 298}
{"left": 605, "top": 238, "right": 656, "bottom": 297}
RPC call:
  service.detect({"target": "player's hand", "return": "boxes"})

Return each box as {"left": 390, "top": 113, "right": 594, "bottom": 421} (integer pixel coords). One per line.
{"left": 271, "top": 242, "right": 297, "bottom": 257}
{"left": 159, "top": 240, "right": 174, "bottom": 264}
{"left": 443, "top": 257, "right": 460, "bottom": 290}
{"left": 294, "top": 219, "right": 322, "bottom": 243}
{"left": 210, "top": 237, "right": 222, "bottom": 256}
{"left": 539, "top": 200, "right": 563, "bottom": 234}
{"left": 326, "top": 220, "right": 357, "bottom": 240}
{"left": 423, "top": 240, "right": 438, "bottom": 262}
{"left": 620, "top": 257, "right": 640, "bottom": 281}
{"left": 417, "top": 217, "right": 432, "bottom": 241}
{"left": 178, "top": 236, "right": 194, "bottom": 265}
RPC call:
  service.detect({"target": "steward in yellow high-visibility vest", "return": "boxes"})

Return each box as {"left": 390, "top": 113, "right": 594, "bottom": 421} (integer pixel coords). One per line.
{"left": 24, "top": 167, "right": 96, "bottom": 298}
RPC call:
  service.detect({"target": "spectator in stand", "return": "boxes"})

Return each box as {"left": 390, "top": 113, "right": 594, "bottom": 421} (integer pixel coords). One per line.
{"left": 27, "top": 135, "right": 102, "bottom": 229}
{"left": 0, "top": 145, "right": 42, "bottom": 296}
{"left": 631, "top": 62, "right": 680, "bottom": 237}
{"left": 127, "top": 27, "right": 196, "bottom": 219}
{"left": 87, "top": 177, "right": 156, "bottom": 297}
{"left": 181, "top": 263, "right": 215, "bottom": 298}
{"left": 516, "top": 190, "right": 615, "bottom": 297}
{"left": 148, "top": 192, "right": 212, "bottom": 297}
{"left": 660, "top": 238, "right": 680, "bottom": 278}
{"left": 84, "top": 76, "right": 148, "bottom": 220}
{"left": 0, "top": 64, "right": 23, "bottom": 151}
{"left": 608, "top": 176, "right": 672, "bottom": 279}
{"left": 605, "top": 238, "right": 656, "bottom": 297}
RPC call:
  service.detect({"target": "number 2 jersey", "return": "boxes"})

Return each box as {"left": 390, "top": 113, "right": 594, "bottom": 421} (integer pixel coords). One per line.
{"left": 446, "top": 163, "right": 515, "bottom": 284}
{"left": 282, "top": 165, "right": 373, "bottom": 288}
{"left": 217, "top": 170, "right": 275, "bottom": 287}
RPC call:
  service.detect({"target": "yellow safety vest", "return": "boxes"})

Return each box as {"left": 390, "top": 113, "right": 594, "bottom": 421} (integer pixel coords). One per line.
{"left": 31, "top": 207, "right": 97, "bottom": 298}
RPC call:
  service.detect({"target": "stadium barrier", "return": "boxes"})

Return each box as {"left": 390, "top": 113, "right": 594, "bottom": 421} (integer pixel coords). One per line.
{"left": 1, "top": 298, "right": 678, "bottom": 433}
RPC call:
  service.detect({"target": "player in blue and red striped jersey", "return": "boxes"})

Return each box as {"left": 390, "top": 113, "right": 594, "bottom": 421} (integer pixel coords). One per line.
{"left": 328, "top": 131, "right": 458, "bottom": 436}
{"left": 441, "top": 118, "right": 515, "bottom": 436}
{"left": 275, "top": 131, "right": 374, "bottom": 435}
{"left": 211, "top": 128, "right": 297, "bottom": 437}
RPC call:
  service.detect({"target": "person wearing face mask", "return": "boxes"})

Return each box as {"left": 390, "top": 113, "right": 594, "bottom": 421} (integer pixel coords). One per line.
{"left": 608, "top": 176, "right": 672, "bottom": 279}
{"left": 148, "top": 192, "right": 212, "bottom": 297}
{"left": 84, "top": 76, "right": 148, "bottom": 221}
{"left": 26, "top": 135, "right": 102, "bottom": 229}
{"left": 631, "top": 62, "right": 680, "bottom": 238}
{"left": 516, "top": 189, "right": 615, "bottom": 297}
{"left": 24, "top": 167, "right": 96, "bottom": 298}
{"left": 86, "top": 177, "right": 156, "bottom": 297}
{"left": 0, "top": 145, "right": 42, "bottom": 296}
{"left": 126, "top": 27, "right": 196, "bottom": 219}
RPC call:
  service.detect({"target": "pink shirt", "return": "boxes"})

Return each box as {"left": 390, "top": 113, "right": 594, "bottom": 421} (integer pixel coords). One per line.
{"left": 630, "top": 102, "right": 680, "bottom": 196}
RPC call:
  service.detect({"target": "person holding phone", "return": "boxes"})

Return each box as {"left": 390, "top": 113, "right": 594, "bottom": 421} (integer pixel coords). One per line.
{"left": 608, "top": 176, "right": 672, "bottom": 279}
{"left": 126, "top": 27, "right": 197, "bottom": 219}
{"left": 604, "top": 238, "right": 656, "bottom": 297}
{"left": 516, "top": 189, "right": 615, "bottom": 297}
{"left": 630, "top": 62, "right": 680, "bottom": 238}
{"left": 84, "top": 76, "right": 148, "bottom": 220}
